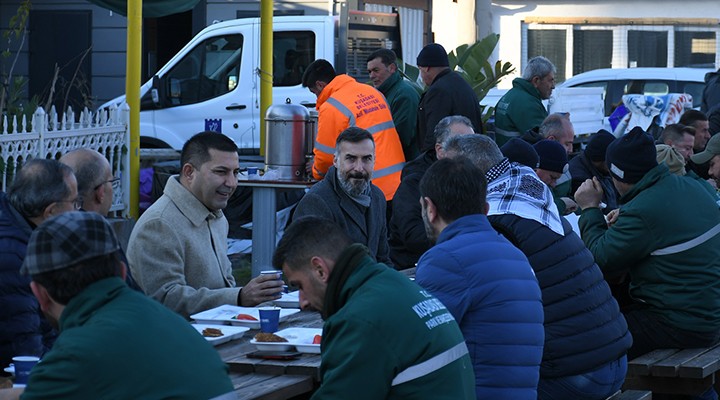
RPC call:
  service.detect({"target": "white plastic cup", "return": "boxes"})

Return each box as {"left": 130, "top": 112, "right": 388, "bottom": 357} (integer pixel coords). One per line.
{"left": 12, "top": 356, "right": 39, "bottom": 384}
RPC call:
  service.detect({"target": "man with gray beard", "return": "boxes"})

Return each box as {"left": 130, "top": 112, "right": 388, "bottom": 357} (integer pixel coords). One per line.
{"left": 293, "top": 127, "right": 391, "bottom": 265}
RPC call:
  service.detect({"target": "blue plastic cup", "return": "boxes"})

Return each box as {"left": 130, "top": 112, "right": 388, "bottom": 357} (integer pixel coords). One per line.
{"left": 13, "top": 356, "right": 39, "bottom": 384}
{"left": 259, "top": 307, "right": 281, "bottom": 333}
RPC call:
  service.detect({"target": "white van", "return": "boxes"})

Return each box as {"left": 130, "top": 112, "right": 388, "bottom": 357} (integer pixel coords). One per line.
{"left": 556, "top": 67, "right": 712, "bottom": 122}
{"left": 100, "top": 12, "right": 401, "bottom": 153}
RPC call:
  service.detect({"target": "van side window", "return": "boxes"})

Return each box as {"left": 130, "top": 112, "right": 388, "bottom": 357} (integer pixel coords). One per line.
{"left": 165, "top": 34, "right": 243, "bottom": 106}
{"left": 273, "top": 31, "right": 316, "bottom": 87}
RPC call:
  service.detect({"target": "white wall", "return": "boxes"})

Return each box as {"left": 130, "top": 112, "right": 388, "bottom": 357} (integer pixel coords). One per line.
{"left": 491, "top": 0, "right": 720, "bottom": 88}
{"left": 431, "top": 0, "right": 476, "bottom": 51}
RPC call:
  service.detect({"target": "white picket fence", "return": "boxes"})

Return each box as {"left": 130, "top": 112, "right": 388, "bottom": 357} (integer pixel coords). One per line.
{"left": 0, "top": 104, "right": 131, "bottom": 217}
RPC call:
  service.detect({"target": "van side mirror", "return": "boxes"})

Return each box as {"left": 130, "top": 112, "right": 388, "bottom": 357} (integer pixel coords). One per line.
{"left": 150, "top": 75, "right": 167, "bottom": 108}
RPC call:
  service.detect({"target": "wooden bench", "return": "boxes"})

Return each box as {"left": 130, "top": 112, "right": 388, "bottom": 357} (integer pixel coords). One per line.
{"left": 623, "top": 344, "right": 720, "bottom": 396}
{"left": 607, "top": 390, "right": 652, "bottom": 400}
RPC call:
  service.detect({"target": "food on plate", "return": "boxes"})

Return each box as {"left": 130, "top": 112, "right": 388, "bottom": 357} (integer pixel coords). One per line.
{"left": 202, "top": 327, "right": 224, "bottom": 337}
{"left": 234, "top": 313, "right": 258, "bottom": 321}
{"left": 254, "top": 332, "right": 288, "bottom": 343}
{"left": 312, "top": 334, "right": 322, "bottom": 344}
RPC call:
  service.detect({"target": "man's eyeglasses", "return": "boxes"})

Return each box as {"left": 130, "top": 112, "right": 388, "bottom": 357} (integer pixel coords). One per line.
{"left": 58, "top": 198, "right": 83, "bottom": 210}
{"left": 95, "top": 177, "right": 121, "bottom": 191}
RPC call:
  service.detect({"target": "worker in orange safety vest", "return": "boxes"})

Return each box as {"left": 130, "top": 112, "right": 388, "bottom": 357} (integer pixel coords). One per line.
{"left": 302, "top": 59, "right": 405, "bottom": 201}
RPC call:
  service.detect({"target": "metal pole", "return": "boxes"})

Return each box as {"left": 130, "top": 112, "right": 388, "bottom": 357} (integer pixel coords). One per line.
{"left": 126, "top": 0, "right": 142, "bottom": 219}
{"left": 260, "top": 0, "right": 273, "bottom": 156}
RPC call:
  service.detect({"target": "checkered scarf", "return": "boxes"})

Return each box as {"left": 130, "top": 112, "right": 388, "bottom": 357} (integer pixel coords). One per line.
{"left": 485, "top": 159, "right": 564, "bottom": 236}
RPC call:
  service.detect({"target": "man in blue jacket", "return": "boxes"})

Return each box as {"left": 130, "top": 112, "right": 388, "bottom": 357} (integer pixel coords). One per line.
{"left": 416, "top": 157, "right": 545, "bottom": 399}
{"left": 444, "top": 134, "right": 632, "bottom": 400}
{"left": 0, "top": 159, "right": 79, "bottom": 373}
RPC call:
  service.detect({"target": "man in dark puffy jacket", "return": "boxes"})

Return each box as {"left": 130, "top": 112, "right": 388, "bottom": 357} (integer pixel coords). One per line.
{"left": 416, "top": 157, "right": 544, "bottom": 399}
{"left": 444, "top": 134, "right": 632, "bottom": 400}
{"left": 0, "top": 159, "right": 79, "bottom": 371}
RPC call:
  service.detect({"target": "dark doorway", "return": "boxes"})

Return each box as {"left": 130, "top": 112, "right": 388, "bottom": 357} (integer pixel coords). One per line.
{"left": 29, "top": 10, "right": 92, "bottom": 111}
{"left": 143, "top": 11, "right": 193, "bottom": 81}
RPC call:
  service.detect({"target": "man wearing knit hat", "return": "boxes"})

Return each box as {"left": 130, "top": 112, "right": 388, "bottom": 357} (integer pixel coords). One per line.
{"left": 576, "top": 126, "right": 720, "bottom": 362}
{"left": 569, "top": 129, "right": 619, "bottom": 214}
{"left": 501, "top": 137, "right": 539, "bottom": 169}
{"left": 416, "top": 43, "right": 483, "bottom": 151}
{"left": 11, "top": 212, "right": 234, "bottom": 400}
{"left": 533, "top": 140, "right": 577, "bottom": 214}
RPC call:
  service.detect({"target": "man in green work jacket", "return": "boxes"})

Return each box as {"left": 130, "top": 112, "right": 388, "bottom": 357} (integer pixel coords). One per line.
{"left": 367, "top": 49, "right": 421, "bottom": 161}
{"left": 575, "top": 126, "right": 720, "bottom": 360}
{"left": 274, "top": 216, "right": 475, "bottom": 400}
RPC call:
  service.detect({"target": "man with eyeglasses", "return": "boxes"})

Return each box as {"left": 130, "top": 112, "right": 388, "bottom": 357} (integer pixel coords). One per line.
{"left": 0, "top": 158, "right": 78, "bottom": 373}
{"left": 60, "top": 148, "right": 140, "bottom": 292}
{"left": 60, "top": 149, "right": 119, "bottom": 216}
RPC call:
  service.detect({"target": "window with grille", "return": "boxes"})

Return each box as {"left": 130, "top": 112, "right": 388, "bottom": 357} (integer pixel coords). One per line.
{"left": 528, "top": 29, "right": 567, "bottom": 81}
{"left": 573, "top": 30, "right": 612, "bottom": 75}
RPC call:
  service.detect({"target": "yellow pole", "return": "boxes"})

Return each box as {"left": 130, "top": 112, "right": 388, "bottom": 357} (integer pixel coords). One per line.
{"left": 126, "top": 0, "right": 142, "bottom": 219}
{"left": 260, "top": 0, "right": 273, "bottom": 156}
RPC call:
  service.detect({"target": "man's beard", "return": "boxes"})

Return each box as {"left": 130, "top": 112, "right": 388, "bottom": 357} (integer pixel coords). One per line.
{"left": 421, "top": 206, "right": 437, "bottom": 245}
{"left": 338, "top": 171, "right": 370, "bottom": 196}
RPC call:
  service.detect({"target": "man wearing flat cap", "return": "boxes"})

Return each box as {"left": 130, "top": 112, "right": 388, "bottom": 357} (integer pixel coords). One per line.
{"left": 416, "top": 43, "right": 483, "bottom": 151}
{"left": 4, "top": 212, "right": 234, "bottom": 400}
{"left": 575, "top": 126, "right": 720, "bottom": 360}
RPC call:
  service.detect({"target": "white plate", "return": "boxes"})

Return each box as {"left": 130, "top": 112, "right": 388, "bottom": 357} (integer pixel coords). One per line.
{"left": 274, "top": 291, "right": 300, "bottom": 308}
{"left": 190, "top": 305, "right": 300, "bottom": 329}
{"left": 191, "top": 324, "right": 249, "bottom": 346}
{"left": 250, "top": 327, "right": 322, "bottom": 354}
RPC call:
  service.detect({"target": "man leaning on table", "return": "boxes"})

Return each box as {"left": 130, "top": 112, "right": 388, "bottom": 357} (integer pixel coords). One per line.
{"left": 0, "top": 212, "right": 233, "bottom": 400}
{"left": 127, "top": 131, "right": 283, "bottom": 318}
{"left": 273, "top": 216, "right": 475, "bottom": 400}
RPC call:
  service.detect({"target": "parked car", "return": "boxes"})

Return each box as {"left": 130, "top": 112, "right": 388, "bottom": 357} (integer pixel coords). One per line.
{"left": 556, "top": 67, "right": 712, "bottom": 119}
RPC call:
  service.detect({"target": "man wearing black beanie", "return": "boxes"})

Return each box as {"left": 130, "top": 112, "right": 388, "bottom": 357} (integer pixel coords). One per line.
{"left": 569, "top": 129, "right": 619, "bottom": 213}
{"left": 416, "top": 43, "right": 483, "bottom": 151}
{"left": 575, "top": 126, "right": 720, "bottom": 382}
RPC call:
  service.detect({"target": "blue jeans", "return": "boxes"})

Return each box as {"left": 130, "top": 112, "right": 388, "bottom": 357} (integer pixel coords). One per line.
{"left": 537, "top": 355, "right": 627, "bottom": 400}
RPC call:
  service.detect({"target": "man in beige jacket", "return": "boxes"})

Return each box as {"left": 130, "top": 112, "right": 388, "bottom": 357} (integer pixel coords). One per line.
{"left": 127, "top": 132, "right": 283, "bottom": 318}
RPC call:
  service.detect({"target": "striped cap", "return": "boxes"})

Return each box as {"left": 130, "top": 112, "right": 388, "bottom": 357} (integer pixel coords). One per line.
{"left": 21, "top": 211, "right": 120, "bottom": 276}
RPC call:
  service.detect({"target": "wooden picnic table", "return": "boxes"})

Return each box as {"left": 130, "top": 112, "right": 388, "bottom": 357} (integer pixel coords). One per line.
{"left": 214, "top": 308, "right": 323, "bottom": 399}
{"left": 623, "top": 343, "right": 720, "bottom": 396}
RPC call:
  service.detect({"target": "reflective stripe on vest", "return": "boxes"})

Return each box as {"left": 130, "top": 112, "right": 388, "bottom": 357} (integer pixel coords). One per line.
{"left": 314, "top": 140, "right": 335, "bottom": 155}
{"left": 326, "top": 97, "right": 356, "bottom": 126}
{"left": 650, "top": 222, "right": 720, "bottom": 256}
{"left": 366, "top": 120, "right": 396, "bottom": 134}
{"left": 391, "top": 342, "right": 469, "bottom": 386}
{"left": 495, "top": 126, "right": 521, "bottom": 138}
{"left": 373, "top": 162, "right": 405, "bottom": 179}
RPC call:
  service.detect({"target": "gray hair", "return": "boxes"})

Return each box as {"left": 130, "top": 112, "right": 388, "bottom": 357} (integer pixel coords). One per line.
{"left": 539, "top": 113, "right": 570, "bottom": 139}
{"left": 444, "top": 134, "right": 504, "bottom": 174}
{"left": 8, "top": 159, "right": 74, "bottom": 219}
{"left": 522, "top": 56, "right": 556, "bottom": 81}
{"left": 434, "top": 115, "right": 474, "bottom": 145}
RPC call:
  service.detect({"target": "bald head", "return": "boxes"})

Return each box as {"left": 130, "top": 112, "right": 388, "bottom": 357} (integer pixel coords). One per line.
{"left": 60, "top": 149, "right": 114, "bottom": 215}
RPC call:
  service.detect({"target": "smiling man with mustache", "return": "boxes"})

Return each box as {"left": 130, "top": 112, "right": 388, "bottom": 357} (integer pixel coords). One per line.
{"left": 127, "top": 131, "right": 284, "bottom": 318}
{"left": 293, "top": 127, "right": 392, "bottom": 266}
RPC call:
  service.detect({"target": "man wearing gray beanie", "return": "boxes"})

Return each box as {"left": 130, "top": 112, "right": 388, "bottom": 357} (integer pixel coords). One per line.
{"left": 416, "top": 43, "right": 483, "bottom": 151}
{"left": 575, "top": 126, "right": 720, "bottom": 376}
